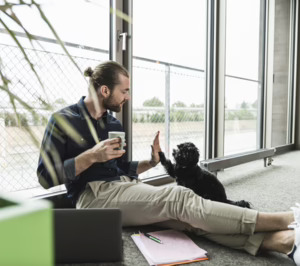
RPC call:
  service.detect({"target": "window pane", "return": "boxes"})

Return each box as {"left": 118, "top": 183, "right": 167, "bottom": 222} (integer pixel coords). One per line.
{"left": 132, "top": 0, "right": 206, "bottom": 179}
{"left": 225, "top": 77, "right": 258, "bottom": 154}
{"left": 0, "top": 0, "right": 109, "bottom": 194}
{"left": 224, "top": 0, "right": 261, "bottom": 155}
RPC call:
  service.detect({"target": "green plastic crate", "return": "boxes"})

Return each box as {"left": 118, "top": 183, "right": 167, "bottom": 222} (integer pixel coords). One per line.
{"left": 0, "top": 193, "right": 53, "bottom": 266}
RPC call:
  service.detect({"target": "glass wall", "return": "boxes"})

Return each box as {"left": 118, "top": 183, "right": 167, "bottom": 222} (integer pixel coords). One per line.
{"left": 224, "top": 0, "right": 262, "bottom": 155}
{"left": 132, "top": 0, "right": 206, "bottom": 179}
{"left": 0, "top": 0, "right": 298, "bottom": 194}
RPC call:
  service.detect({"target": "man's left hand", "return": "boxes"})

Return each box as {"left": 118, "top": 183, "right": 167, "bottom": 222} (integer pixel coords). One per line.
{"left": 150, "top": 131, "right": 161, "bottom": 167}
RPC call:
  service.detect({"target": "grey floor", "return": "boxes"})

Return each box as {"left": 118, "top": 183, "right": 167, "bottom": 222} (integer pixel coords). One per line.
{"left": 59, "top": 150, "right": 300, "bottom": 266}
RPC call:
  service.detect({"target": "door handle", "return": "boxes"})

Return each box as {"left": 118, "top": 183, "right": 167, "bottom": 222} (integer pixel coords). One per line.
{"left": 118, "top": 31, "right": 128, "bottom": 51}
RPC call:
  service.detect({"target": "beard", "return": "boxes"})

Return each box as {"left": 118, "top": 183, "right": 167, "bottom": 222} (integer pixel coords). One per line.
{"left": 103, "top": 95, "right": 124, "bottom": 112}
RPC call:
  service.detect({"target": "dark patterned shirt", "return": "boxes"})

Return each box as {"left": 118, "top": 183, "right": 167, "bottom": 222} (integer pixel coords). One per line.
{"left": 37, "top": 97, "right": 138, "bottom": 202}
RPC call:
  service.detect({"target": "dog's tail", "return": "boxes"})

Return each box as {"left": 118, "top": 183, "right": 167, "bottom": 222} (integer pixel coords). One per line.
{"left": 227, "top": 199, "right": 252, "bottom": 209}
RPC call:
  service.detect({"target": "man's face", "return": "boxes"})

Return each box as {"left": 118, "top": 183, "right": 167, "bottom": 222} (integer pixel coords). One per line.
{"left": 103, "top": 74, "right": 130, "bottom": 112}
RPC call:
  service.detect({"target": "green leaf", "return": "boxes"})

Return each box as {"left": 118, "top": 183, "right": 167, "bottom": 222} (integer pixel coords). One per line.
{"left": 0, "top": 18, "right": 46, "bottom": 93}
{"left": 52, "top": 113, "right": 84, "bottom": 145}
{"left": 39, "top": 149, "right": 60, "bottom": 188}
{"left": 2, "top": 9, "right": 42, "bottom": 49}
{"left": 32, "top": 1, "right": 83, "bottom": 76}
{"left": 80, "top": 100, "right": 100, "bottom": 144}
{"left": 37, "top": 96, "right": 54, "bottom": 111}
{"left": 0, "top": 82, "right": 84, "bottom": 146}
{"left": 0, "top": 3, "right": 13, "bottom": 12}
{"left": 0, "top": 81, "right": 39, "bottom": 118}
{"left": 110, "top": 7, "right": 132, "bottom": 24}
{"left": 0, "top": 67, "right": 11, "bottom": 85}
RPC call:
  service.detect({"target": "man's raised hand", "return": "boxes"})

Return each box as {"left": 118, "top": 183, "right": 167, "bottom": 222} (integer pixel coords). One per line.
{"left": 150, "top": 131, "right": 162, "bottom": 167}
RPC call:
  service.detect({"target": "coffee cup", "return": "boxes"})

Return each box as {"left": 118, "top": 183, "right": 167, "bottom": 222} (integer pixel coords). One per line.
{"left": 108, "top": 131, "right": 126, "bottom": 150}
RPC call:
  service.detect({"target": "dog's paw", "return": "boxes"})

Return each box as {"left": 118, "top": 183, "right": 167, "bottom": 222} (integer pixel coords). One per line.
{"left": 235, "top": 200, "right": 252, "bottom": 209}
{"left": 158, "top": 151, "right": 166, "bottom": 164}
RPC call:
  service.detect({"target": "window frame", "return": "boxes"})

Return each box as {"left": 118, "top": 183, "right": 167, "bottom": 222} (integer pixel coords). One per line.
{"left": 2, "top": 0, "right": 299, "bottom": 196}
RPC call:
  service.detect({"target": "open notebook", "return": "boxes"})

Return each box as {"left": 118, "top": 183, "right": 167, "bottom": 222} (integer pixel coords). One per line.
{"left": 131, "top": 229, "right": 209, "bottom": 266}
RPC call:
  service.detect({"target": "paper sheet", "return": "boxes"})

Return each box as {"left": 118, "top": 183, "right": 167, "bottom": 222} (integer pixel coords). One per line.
{"left": 131, "top": 229, "right": 208, "bottom": 265}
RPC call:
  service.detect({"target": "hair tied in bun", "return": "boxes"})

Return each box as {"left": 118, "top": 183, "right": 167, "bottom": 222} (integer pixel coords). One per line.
{"left": 84, "top": 67, "right": 93, "bottom": 77}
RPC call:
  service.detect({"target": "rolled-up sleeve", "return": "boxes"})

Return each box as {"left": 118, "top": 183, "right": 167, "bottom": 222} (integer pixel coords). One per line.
{"left": 117, "top": 159, "right": 139, "bottom": 179}
{"left": 128, "top": 161, "right": 139, "bottom": 176}
{"left": 63, "top": 158, "right": 76, "bottom": 181}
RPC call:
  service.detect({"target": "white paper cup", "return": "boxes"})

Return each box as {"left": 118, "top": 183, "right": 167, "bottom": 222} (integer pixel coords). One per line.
{"left": 108, "top": 131, "right": 126, "bottom": 150}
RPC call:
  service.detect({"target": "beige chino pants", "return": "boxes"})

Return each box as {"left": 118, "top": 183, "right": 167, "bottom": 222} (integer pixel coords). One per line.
{"left": 76, "top": 177, "right": 265, "bottom": 255}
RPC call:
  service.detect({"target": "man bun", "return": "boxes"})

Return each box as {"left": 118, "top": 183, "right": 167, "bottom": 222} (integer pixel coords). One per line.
{"left": 84, "top": 67, "right": 93, "bottom": 77}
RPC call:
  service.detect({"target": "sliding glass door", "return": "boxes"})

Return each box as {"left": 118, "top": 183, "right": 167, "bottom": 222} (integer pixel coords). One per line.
{"left": 223, "top": 0, "right": 263, "bottom": 155}
{"left": 132, "top": 0, "right": 206, "bottom": 179}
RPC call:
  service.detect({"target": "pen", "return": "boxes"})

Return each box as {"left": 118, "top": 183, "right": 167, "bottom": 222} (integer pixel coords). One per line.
{"left": 144, "top": 233, "right": 163, "bottom": 244}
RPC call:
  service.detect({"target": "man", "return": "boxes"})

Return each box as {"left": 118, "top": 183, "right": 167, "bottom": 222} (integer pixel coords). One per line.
{"left": 37, "top": 61, "right": 299, "bottom": 265}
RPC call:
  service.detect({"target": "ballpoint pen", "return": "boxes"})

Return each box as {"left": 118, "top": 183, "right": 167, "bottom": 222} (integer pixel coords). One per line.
{"left": 143, "top": 232, "right": 163, "bottom": 244}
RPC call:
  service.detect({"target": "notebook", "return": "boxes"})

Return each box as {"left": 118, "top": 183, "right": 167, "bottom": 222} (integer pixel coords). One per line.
{"left": 131, "top": 229, "right": 209, "bottom": 266}
{"left": 54, "top": 208, "right": 122, "bottom": 263}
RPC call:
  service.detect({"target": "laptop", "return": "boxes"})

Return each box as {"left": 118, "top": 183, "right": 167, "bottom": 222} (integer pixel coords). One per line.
{"left": 54, "top": 208, "right": 122, "bottom": 263}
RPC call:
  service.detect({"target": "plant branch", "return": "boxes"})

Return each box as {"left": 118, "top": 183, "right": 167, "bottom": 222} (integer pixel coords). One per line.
{"left": 32, "top": 0, "right": 83, "bottom": 76}
{"left": 0, "top": 18, "right": 47, "bottom": 95}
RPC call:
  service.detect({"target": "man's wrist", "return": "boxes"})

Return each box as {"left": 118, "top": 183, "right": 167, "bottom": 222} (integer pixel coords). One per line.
{"left": 78, "top": 148, "right": 96, "bottom": 164}
{"left": 74, "top": 149, "right": 96, "bottom": 177}
{"left": 149, "top": 159, "right": 159, "bottom": 167}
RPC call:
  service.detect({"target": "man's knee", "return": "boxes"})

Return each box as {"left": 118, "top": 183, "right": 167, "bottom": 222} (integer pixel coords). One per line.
{"left": 165, "top": 185, "right": 205, "bottom": 212}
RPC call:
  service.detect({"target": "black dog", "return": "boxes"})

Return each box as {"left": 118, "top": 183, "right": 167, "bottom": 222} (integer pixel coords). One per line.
{"left": 159, "top": 142, "right": 251, "bottom": 208}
